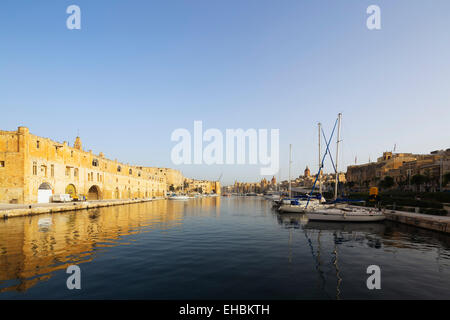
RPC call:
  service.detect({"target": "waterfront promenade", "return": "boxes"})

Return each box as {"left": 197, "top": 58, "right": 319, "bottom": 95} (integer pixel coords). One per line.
{"left": 385, "top": 209, "right": 450, "bottom": 234}
{"left": 0, "top": 198, "right": 164, "bottom": 219}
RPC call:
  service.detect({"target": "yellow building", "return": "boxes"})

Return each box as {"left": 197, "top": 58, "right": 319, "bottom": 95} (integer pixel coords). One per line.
{"left": 184, "top": 178, "right": 220, "bottom": 194}
{"left": 0, "top": 127, "right": 168, "bottom": 204}
{"left": 346, "top": 151, "right": 447, "bottom": 187}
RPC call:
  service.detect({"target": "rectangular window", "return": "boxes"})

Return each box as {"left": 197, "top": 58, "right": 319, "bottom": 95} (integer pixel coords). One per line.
{"left": 33, "top": 162, "right": 37, "bottom": 175}
{"left": 36, "top": 140, "right": 40, "bottom": 149}
{"left": 74, "top": 168, "right": 78, "bottom": 177}
{"left": 51, "top": 165, "right": 54, "bottom": 177}
{"left": 0, "top": 161, "right": 4, "bottom": 167}
{"left": 97, "top": 173, "right": 100, "bottom": 181}
{"left": 65, "top": 167, "right": 71, "bottom": 177}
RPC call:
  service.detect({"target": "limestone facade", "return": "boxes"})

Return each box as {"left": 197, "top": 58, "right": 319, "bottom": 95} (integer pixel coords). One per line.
{"left": 0, "top": 127, "right": 168, "bottom": 203}
{"left": 346, "top": 150, "right": 450, "bottom": 187}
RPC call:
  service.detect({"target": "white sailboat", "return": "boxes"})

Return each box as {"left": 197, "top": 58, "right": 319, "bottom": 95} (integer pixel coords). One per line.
{"left": 306, "top": 113, "right": 386, "bottom": 222}
{"left": 278, "top": 196, "right": 325, "bottom": 213}
{"left": 306, "top": 204, "right": 386, "bottom": 222}
{"left": 168, "top": 179, "right": 190, "bottom": 200}
{"left": 168, "top": 195, "right": 189, "bottom": 200}
{"left": 278, "top": 130, "right": 325, "bottom": 213}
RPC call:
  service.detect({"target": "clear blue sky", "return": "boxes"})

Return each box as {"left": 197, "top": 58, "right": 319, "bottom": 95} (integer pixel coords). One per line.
{"left": 1, "top": 1, "right": 449, "bottom": 185}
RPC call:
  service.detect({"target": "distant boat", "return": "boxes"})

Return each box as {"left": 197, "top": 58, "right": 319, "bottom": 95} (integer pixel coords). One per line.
{"left": 264, "top": 192, "right": 281, "bottom": 201}
{"left": 168, "top": 195, "right": 189, "bottom": 200}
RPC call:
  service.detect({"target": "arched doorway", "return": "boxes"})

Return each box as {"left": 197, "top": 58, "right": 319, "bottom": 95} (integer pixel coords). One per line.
{"left": 37, "top": 182, "right": 52, "bottom": 203}
{"left": 88, "top": 185, "right": 101, "bottom": 200}
{"left": 65, "top": 184, "right": 77, "bottom": 198}
{"left": 115, "top": 187, "right": 120, "bottom": 199}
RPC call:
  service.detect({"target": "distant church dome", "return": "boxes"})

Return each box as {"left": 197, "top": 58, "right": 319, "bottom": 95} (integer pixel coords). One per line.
{"left": 304, "top": 166, "right": 310, "bottom": 177}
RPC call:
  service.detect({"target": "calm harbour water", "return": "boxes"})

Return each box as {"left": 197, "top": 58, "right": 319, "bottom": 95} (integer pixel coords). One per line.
{"left": 0, "top": 197, "right": 449, "bottom": 300}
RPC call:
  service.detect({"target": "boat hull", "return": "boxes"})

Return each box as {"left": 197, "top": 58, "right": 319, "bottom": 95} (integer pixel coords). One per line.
{"left": 306, "top": 212, "right": 386, "bottom": 222}
{"left": 168, "top": 196, "right": 189, "bottom": 200}
{"left": 278, "top": 205, "right": 306, "bottom": 213}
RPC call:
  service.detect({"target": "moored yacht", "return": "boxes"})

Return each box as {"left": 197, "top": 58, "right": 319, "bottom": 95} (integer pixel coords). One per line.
{"left": 305, "top": 113, "right": 386, "bottom": 222}
{"left": 278, "top": 194, "right": 326, "bottom": 213}
{"left": 168, "top": 194, "right": 189, "bottom": 200}
{"left": 306, "top": 204, "right": 386, "bottom": 222}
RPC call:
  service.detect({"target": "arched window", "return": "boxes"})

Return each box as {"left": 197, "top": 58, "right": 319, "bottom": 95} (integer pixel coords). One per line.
{"left": 129, "top": 169, "right": 132, "bottom": 175}
{"left": 117, "top": 165, "right": 121, "bottom": 172}
{"left": 92, "top": 159, "right": 99, "bottom": 167}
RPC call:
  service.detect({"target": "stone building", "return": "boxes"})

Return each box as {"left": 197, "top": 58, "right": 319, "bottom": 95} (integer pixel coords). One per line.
{"left": 346, "top": 150, "right": 450, "bottom": 188}
{"left": 184, "top": 178, "right": 220, "bottom": 194}
{"left": 0, "top": 127, "right": 168, "bottom": 203}
{"left": 304, "top": 166, "right": 310, "bottom": 177}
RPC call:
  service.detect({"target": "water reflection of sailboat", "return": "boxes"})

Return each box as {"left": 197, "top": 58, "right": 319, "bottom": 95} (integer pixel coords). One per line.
{"left": 304, "top": 221, "right": 386, "bottom": 234}
{"left": 302, "top": 225, "right": 344, "bottom": 299}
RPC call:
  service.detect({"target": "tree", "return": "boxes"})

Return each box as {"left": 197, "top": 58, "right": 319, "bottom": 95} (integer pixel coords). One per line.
{"left": 443, "top": 172, "right": 450, "bottom": 187}
{"left": 346, "top": 181, "right": 355, "bottom": 189}
{"left": 411, "top": 174, "right": 426, "bottom": 187}
{"left": 379, "top": 176, "right": 394, "bottom": 189}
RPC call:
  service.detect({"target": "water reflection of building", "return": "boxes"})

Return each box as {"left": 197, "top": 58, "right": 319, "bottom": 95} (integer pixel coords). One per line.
{"left": 0, "top": 198, "right": 220, "bottom": 293}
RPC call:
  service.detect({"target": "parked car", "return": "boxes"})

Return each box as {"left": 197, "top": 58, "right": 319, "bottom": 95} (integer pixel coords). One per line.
{"left": 52, "top": 194, "right": 72, "bottom": 202}
{"left": 72, "top": 194, "right": 86, "bottom": 201}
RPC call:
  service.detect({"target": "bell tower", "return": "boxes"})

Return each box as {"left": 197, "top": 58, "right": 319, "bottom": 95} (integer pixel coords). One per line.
{"left": 304, "top": 166, "right": 310, "bottom": 177}
{"left": 74, "top": 136, "right": 82, "bottom": 150}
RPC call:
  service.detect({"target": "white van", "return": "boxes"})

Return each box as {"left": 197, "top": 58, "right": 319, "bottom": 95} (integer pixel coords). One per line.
{"left": 52, "top": 194, "right": 72, "bottom": 203}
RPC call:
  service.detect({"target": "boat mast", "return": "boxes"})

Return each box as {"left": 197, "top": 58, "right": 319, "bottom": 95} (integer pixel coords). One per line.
{"left": 334, "top": 113, "right": 342, "bottom": 200}
{"left": 318, "top": 122, "right": 322, "bottom": 195}
{"left": 289, "top": 144, "right": 292, "bottom": 198}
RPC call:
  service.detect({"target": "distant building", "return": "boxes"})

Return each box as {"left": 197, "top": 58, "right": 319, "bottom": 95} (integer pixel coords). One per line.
{"left": 304, "top": 166, "right": 310, "bottom": 177}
